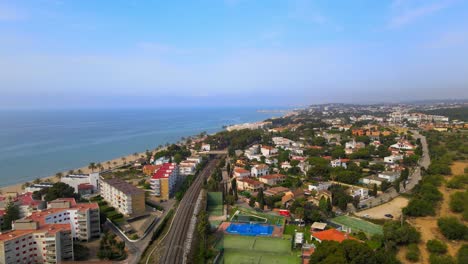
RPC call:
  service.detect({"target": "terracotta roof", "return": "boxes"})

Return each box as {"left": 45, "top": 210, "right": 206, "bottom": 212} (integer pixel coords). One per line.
{"left": 260, "top": 174, "right": 286, "bottom": 180}
{"left": 312, "top": 228, "right": 356, "bottom": 243}
{"left": 234, "top": 167, "right": 250, "bottom": 174}
{"left": 238, "top": 178, "right": 263, "bottom": 186}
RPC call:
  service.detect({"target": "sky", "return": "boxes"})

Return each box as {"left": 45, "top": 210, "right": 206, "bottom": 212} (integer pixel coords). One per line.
{"left": 1, "top": 0, "right": 468, "bottom": 108}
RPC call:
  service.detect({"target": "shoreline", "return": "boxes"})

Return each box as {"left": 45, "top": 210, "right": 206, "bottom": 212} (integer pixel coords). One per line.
{"left": 0, "top": 149, "right": 150, "bottom": 194}
{"left": 0, "top": 111, "right": 293, "bottom": 195}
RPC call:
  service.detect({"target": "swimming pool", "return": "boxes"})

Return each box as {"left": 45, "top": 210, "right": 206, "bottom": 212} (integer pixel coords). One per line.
{"left": 226, "top": 223, "right": 274, "bottom": 236}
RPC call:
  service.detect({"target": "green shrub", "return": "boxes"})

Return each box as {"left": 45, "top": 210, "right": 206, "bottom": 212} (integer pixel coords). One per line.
{"left": 457, "top": 244, "right": 468, "bottom": 264}
{"left": 406, "top": 243, "right": 420, "bottom": 262}
{"left": 429, "top": 254, "right": 455, "bottom": 264}
{"left": 449, "top": 191, "right": 468, "bottom": 213}
{"left": 426, "top": 239, "right": 447, "bottom": 254}
{"left": 437, "top": 217, "right": 468, "bottom": 240}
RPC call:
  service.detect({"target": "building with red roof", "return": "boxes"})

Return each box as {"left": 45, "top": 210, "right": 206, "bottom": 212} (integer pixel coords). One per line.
{"left": 311, "top": 228, "right": 356, "bottom": 243}
{"left": 258, "top": 174, "right": 286, "bottom": 186}
{"left": 150, "top": 163, "right": 179, "bottom": 200}
{"left": 237, "top": 178, "right": 264, "bottom": 192}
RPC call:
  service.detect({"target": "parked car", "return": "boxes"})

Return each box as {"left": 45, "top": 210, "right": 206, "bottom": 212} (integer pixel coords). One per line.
{"left": 384, "top": 214, "right": 394, "bottom": 218}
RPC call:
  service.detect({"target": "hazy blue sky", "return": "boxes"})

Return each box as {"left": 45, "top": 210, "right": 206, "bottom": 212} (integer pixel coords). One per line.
{"left": 1, "top": 0, "right": 468, "bottom": 108}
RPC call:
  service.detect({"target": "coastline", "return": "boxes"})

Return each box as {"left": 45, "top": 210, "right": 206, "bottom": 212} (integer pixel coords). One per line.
{"left": 0, "top": 150, "right": 148, "bottom": 194}
{"left": 0, "top": 108, "right": 296, "bottom": 195}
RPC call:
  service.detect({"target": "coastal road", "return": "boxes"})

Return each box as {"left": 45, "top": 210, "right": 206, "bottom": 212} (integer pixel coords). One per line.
{"left": 359, "top": 130, "right": 430, "bottom": 209}
{"left": 155, "top": 158, "right": 219, "bottom": 264}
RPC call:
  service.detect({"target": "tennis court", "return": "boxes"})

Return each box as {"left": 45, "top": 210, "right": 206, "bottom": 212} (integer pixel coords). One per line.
{"left": 226, "top": 223, "right": 273, "bottom": 236}
{"left": 207, "top": 192, "right": 224, "bottom": 216}
{"left": 219, "top": 235, "right": 299, "bottom": 264}
{"left": 331, "top": 215, "right": 383, "bottom": 235}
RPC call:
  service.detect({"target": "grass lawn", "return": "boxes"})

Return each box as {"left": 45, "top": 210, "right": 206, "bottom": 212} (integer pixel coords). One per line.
{"left": 224, "top": 250, "right": 299, "bottom": 264}
{"left": 220, "top": 235, "right": 299, "bottom": 264}
{"left": 331, "top": 215, "right": 383, "bottom": 236}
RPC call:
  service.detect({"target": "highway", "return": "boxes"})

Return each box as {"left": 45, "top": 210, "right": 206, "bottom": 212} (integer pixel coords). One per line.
{"left": 156, "top": 158, "right": 219, "bottom": 264}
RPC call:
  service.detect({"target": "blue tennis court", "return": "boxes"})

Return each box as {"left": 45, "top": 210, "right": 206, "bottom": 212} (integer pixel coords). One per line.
{"left": 226, "top": 223, "right": 274, "bottom": 236}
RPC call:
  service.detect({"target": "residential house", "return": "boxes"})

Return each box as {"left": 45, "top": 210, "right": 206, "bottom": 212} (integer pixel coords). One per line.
{"left": 260, "top": 145, "right": 277, "bottom": 157}
{"left": 258, "top": 174, "right": 286, "bottom": 186}
{"left": 378, "top": 171, "right": 400, "bottom": 182}
{"left": 330, "top": 158, "right": 348, "bottom": 169}
{"left": 251, "top": 164, "right": 269, "bottom": 177}
{"left": 281, "top": 162, "right": 292, "bottom": 170}
{"left": 264, "top": 186, "right": 290, "bottom": 197}
{"left": 236, "top": 178, "right": 264, "bottom": 192}
{"left": 233, "top": 167, "right": 251, "bottom": 178}
{"left": 201, "top": 143, "right": 211, "bottom": 151}
{"left": 361, "top": 175, "right": 385, "bottom": 186}
{"left": 390, "top": 140, "right": 415, "bottom": 150}
{"left": 384, "top": 155, "right": 403, "bottom": 164}
{"left": 308, "top": 182, "right": 332, "bottom": 192}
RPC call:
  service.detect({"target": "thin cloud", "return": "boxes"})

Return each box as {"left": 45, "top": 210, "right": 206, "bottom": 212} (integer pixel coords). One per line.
{"left": 388, "top": 0, "right": 454, "bottom": 28}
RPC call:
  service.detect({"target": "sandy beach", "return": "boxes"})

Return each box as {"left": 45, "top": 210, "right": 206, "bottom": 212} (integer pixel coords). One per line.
{"left": 0, "top": 150, "right": 150, "bottom": 195}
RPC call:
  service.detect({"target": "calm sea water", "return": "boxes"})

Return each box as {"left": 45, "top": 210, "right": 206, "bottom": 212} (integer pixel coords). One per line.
{"left": 0, "top": 107, "right": 282, "bottom": 187}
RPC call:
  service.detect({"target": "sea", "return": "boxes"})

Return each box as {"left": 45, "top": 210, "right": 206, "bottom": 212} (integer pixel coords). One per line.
{"left": 0, "top": 107, "right": 284, "bottom": 187}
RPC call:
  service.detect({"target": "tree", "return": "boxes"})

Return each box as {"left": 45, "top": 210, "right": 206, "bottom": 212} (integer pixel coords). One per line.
{"left": 1, "top": 200, "right": 20, "bottom": 230}
{"left": 248, "top": 197, "right": 256, "bottom": 208}
{"left": 231, "top": 178, "right": 238, "bottom": 200}
{"left": 383, "top": 221, "right": 420, "bottom": 249}
{"left": 55, "top": 172, "right": 63, "bottom": 179}
{"left": 257, "top": 188, "right": 265, "bottom": 210}
{"left": 380, "top": 180, "right": 391, "bottom": 192}
{"left": 88, "top": 162, "right": 97, "bottom": 172}
{"left": 39, "top": 182, "right": 79, "bottom": 202}
{"left": 437, "top": 217, "right": 468, "bottom": 240}
{"left": 394, "top": 179, "right": 400, "bottom": 193}
{"left": 173, "top": 153, "right": 183, "bottom": 164}
{"left": 309, "top": 240, "right": 378, "bottom": 264}
{"left": 426, "top": 239, "right": 448, "bottom": 255}
{"left": 406, "top": 243, "right": 420, "bottom": 262}
{"left": 225, "top": 195, "right": 235, "bottom": 206}
{"left": 372, "top": 184, "right": 378, "bottom": 197}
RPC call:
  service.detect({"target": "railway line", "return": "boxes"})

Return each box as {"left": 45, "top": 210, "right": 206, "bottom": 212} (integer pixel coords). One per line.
{"left": 157, "top": 158, "right": 219, "bottom": 264}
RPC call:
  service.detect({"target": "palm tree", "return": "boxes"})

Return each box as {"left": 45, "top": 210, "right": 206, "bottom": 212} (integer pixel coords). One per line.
{"left": 55, "top": 172, "right": 63, "bottom": 179}
{"left": 88, "top": 162, "right": 97, "bottom": 172}
{"left": 107, "top": 161, "right": 111, "bottom": 169}
{"left": 121, "top": 157, "right": 127, "bottom": 164}
{"left": 68, "top": 170, "right": 75, "bottom": 175}
{"left": 77, "top": 169, "right": 83, "bottom": 174}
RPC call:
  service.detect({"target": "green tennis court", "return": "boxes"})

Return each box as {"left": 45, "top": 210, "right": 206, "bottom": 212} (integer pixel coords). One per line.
{"left": 331, "top": 215, "right": 383, "bottom": 235}
{"left": 218, "top": 235, "right": 299, "bottom": 264}
{"left": 207, "top": 192, "right": 224, "bottom": 216}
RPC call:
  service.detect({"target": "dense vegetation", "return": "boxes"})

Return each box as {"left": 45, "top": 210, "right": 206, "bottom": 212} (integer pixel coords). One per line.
{"left": 309, "top": 240, "right": 399, "bottom": 264}
{"left": 419, "top": 106, "right": 468, "bottom": 122}
{"left": 97, "top": 231, "right": 127, "bottom": 260}
{"left": 1, "top": 200, "right": 20, "bottom": 230}
{"left": 32, "top": 182, "right": 79, "bottom": 202}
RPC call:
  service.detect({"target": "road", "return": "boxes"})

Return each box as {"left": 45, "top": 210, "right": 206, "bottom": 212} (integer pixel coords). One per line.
{"left": 359, "top": 130, "right": 430, "bottom": 209}
{"left": 105, "top": 199, "right": 175, "bottom": 264}
{"left": 156, "top": 158, "right": 219, "bottom": 264}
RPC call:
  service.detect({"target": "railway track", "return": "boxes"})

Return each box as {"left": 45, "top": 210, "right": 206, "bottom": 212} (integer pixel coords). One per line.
{"left": 157, "top": 158, "right": 218, "bottom": 264}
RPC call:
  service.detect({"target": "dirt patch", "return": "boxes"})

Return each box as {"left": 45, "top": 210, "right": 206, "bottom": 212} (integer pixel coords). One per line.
{"left": 451, "top": 161, "right": 467, "bottom": 176}
{"left": 356, "top": 197, "right": 409, "bottom": 220}
{"left": 399, "top": 162, "right": 468, "bottom": 263}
